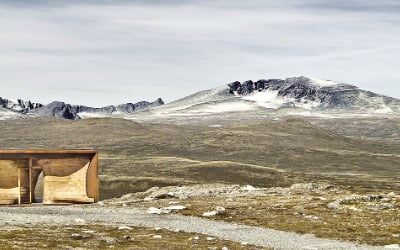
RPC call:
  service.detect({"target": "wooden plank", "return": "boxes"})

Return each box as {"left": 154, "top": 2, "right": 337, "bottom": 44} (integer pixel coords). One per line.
{"left": 0, "top": 149, "right": 97, "bottom": 154}
{"left": 0, "top": 153, "right": 96, "bottom": 160}
{"left": 86, "top": 152, "right": 99, "bottom": 202}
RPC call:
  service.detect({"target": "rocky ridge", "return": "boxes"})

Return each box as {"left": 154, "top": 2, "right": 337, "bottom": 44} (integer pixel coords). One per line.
{"left": 0, "top": 97, "right": 164, "bottom": 120}
{"left": 0, "top": 97, "right": 42, "bottom": 113}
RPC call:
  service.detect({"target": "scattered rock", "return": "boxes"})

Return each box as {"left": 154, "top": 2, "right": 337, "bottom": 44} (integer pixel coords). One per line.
{"left": 164, "top": 205, "right": 187, "bottom": 211}
{"left": 71, "top": 233, "right": 84, "bottom": 240}
{"left": 118, "top": 226, "right": 133, "bottom": 230}
{"left": 82, "top": 230, "right": 96, "bottom": 234}
{"left": 365, "top": 203, "right": 395, "bottom": 210}
{"left": 241, "top": 185, "right": 257, "bottom": 191}
{"left": 206, "top": 237, "right": 215, "bottom": 241}
{"left": 202, "top": 211, "right": 218, "bottom": 217}
{"left": 384, "top": 244, "right": 400, "bottom": 249}
{"left": 327, "top": 194, "right": 394, "bottom": 210}
{"left": 308, "top": 196, "right": 327, "bottom": 201}
{"left": 74, "top": 218, "right": 86, "bottom": 224}
{"left": 147, "top": 207, "right": 166, "bottom": 215}
{"left": 150, "top": 191, "right": 175, "bottom": 200}
{"left": 203, "top": 206, "right": 226, "bottom": 217}
{"left": 290, "top": 183, "right": 337, "bottom": 192}
{"left": 304, "top": 215, "right": 319, "bottom": 220}
{"left": 216, "top": 206, "right": 226, "bottom": 215}
{"left": 153, "top": 235, "right": 162, "bottom": 239}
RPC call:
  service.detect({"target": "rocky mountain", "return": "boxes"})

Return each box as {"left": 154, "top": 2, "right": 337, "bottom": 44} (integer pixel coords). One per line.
{"left": 134, "top": 76, "right": 399, "bottom": 124}
{"left": 227, "top": 76, "right": 400, "bottom": 112}
{"left": 0, "top": 97, "right": 164, "bottom": 120}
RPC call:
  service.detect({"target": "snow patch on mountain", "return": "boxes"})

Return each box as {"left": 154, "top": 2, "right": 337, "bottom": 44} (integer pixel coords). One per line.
{"left": 240, "top": 90, "right": 284, "bottom": 109}
{"left": 188, "top": 101, "right": 255, "bottom": 114}
{"left": 74, "top": 112, "right": 110, "bottom": 119}
{"left": 373, "top": 104, "right": 393, "bottom": 114}
{"left": 239, "top": 89, "right": 321, "bottom": 110}
{"left": 308, "top": 78, "right": 339, "bottom": 87}
{"left": 0, "top": 108, "right": 21, "bottom": 120}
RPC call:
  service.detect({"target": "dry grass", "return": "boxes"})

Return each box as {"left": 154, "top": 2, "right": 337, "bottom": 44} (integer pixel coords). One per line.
{"left": 140, "top": 191, "right": 400, "bottom": 246}
{"left": 0, "top": 224, "right": 266, "bottom": 250}
{"left": 0, "top": 116, "right": 399, "bottom": 198}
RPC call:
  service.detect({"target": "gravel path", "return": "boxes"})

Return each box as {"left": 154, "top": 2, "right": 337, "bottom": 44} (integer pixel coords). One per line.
{"left": 0, "top": 206, "right": 384, "bottom": 250}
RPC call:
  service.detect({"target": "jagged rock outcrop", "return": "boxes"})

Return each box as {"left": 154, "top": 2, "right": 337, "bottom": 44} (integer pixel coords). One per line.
{"left": 0, "top": 97, "right": 42, "bottom": 113}
{"left": 32, "top": 101, "right": 80, "bottom": 120}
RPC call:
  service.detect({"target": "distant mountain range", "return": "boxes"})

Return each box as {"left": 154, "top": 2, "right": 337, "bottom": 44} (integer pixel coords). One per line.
{"left": 1, "top": 76, "right": 399, "bottom": 120}
{"left": 0, "top": 97, "right": 164, "bottom": 120}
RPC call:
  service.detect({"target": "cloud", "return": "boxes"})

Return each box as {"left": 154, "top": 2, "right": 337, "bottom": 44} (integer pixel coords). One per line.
{"left": 0, "top": 0, "right": 399, "bottom": 106}
{"left": 300, "top": 0, "right": 400, "bottom": 12}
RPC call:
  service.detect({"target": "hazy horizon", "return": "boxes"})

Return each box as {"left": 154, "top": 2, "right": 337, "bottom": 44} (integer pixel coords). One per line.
{"left": 1, "top": 0, "right": 400, "bottom": 106}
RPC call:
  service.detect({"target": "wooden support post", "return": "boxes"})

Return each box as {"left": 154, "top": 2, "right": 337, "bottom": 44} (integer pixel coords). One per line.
{"left": 17, "top": 168, "right": 21, "bottom": 205}
{"left": 29, "top": 157, "right": 32, "bottom": 203}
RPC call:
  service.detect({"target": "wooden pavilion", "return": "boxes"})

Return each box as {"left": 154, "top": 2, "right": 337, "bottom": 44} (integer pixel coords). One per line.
{"left": 0, "top": 149, "right": 99, "bottom": 205}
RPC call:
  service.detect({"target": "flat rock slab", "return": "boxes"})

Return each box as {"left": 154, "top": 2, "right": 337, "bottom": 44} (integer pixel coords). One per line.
{"left": 0, "top": 206, "right": 384, "bottom": 250}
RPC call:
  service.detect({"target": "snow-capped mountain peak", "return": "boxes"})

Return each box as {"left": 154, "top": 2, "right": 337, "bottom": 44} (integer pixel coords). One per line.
{"left": 227, "top": 76, "right": 398, "bottom": 113}
{"left": 144, "top": 76, "right": 399, "bottom": 121}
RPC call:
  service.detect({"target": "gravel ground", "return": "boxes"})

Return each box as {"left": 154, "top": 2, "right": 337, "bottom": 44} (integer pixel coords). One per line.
{"left": 0, "top": 206, "right": 385, "bottom": 250}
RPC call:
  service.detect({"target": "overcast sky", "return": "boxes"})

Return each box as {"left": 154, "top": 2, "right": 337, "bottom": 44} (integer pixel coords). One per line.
{"left": 1, "top": 0, "right": 400, "bottom": 106}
